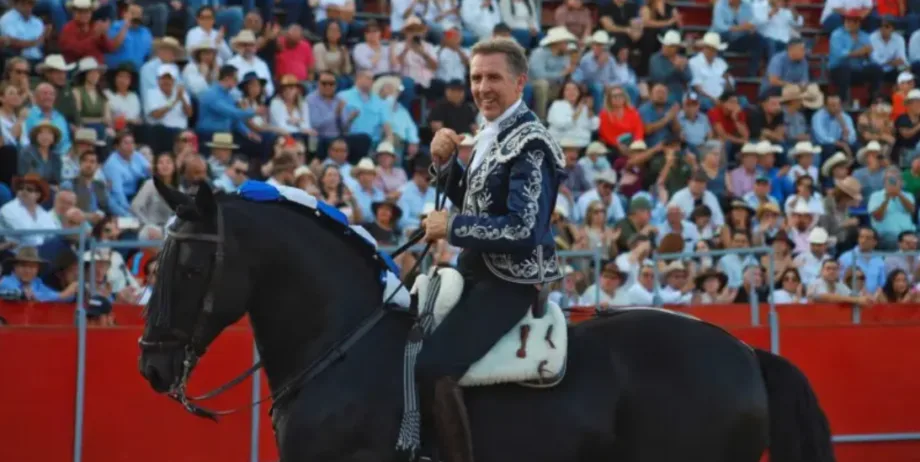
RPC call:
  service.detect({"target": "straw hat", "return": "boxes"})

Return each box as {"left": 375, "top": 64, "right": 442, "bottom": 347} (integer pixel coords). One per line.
{"left": 28, "top": 121, "right": 62, "bottom": 147}
{"left": 779, "top": 84, "right": 805, "bottom": 103}
{"left": 540, "top": 26, "right": 577, "bottom": 47}
{"left": 12, "top": 173, "right": 51, "bottom": 203}
{"left": 789, "top": 141, "right": 821, "bottom": 159}
{"left": 153, "top": 36, "right": 186, "bottom": 58}
{"left": 586, "top": 141, "right": 609, "bottom": 156}
{"left": 756, "top": 202, "right": 781, "bottom": 221}
{"left": 76, "top": 56, "right": 106, "bottom": 75}
{"left": 593, "top": 170, "right": 618, "bottom": 186}
{"left": 586, "top": 30, "right": 614, "bottom": 46}
{"left": 205, "top": 132, "right": 239, "bottom": 150}
{"left": 36, "top": 54, "right": 75, "bottom": 73}
{"left": 293, "top": 165, "right": 315, "bottom": 182}
{"left": 7, "top": 247, "right": 47, "bottom": 266}
{"left": 74, "top": 127, "right": 105, "bottom": 146}
{"left": 834, "top": 177, "right": 863, "bottom": 203}
{"left": 190, "top": 39, "right": 217, "bottom": 60}
{"left": 230, "top": 30, "right": 258, "bottom": 48}
{"left": 560, "top": 137, "right": 582, "bottom": 149}
{"left": 402, "top": 15, "right": 426, "bottom": 32}
{"left": 628, "top": 140, "right": 648, "bottom": 151}
{"left": 658, "top": 30, "right": 684, "bottom": 47}
{"left": 375, "top": 141, "right": 397, "bottom": 156}
{"left": 856, "top": 140, "right": 883, "bottom": 165}
{"left": 279, "top": 73, "right": 302, "bottom": 89}
{"left": 66, "top": 0, "right": 96, "bottom": 9}
{"left": 808, "top": 227, "right": 829, "bottom": 245}
{"left": 739, "top": 142, "right": 760, "bottom": 156}
{"left": 350, "top": 158, "right": 377, "bottom": 178}
{"left": 372, "top": 75, "right": 403, "bottom": 98}
{"left": 695, "top": 269, "right": 728, "bottom": 292}
{"left": 697, "top": 32, "right": 728, "bottom": 51}
{"left": 821, "top": 151, "right": 852, "bottom": 177}
{"left": 802, "top": 83, "right": 825, "bottom": 110}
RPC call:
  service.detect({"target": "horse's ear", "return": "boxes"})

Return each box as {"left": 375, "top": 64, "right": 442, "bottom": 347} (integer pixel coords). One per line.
{"left": 155, "top": 176, "right": 191, "bottom": 212}
{"left": 194, "top": 181, "right": 217, "bottom": 217}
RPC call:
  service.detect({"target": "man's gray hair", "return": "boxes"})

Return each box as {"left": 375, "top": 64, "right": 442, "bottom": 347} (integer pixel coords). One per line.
{"left": 471, "top": 38, "right": 529, "bottom": 77}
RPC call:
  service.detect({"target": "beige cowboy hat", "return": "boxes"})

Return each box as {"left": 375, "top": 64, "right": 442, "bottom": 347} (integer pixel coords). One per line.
{"left": 7, "top": 247, "right": 47, "bottom": 266}
{"left": 662, "top": 260, "right": 688, "bottom": 276}
{"left": 802, "top": 83, "right": 825, "bottom": 110}
{"left": 294, "top": 165, "right": 315, "bottom": 182}
{"left": 586, "top": 141, "right": 609, "bottom": 156}
{"left": 230, "top": 30, "right": 258, "bottom": 48}
{"left": 74, "top": 127, "right": 105, "bottom": 146}
{"left": 76, "top": 56, "right": 106, "bottom": 74}
{"left": 755, "top": 140, "right": 783, "bottom": 155}
{"left": 658, "top": 30, "right": 685, "bottom": 47}
{"left": 560, "top": 137, "right": 583, "bottom": 149}
{"left": 586, "top": 30, "right": 614, "bottom": 46}
{"left": 28, "top": 120, "right": 63, "bottom": 147}
{"left": 856, "top": 140, "right": 883, "bottom": 165}
{"left": 593, "top": 170, "right": 618, "bottom": 186}
{"left": 790, "top": 199, "right": 813, "bottom": 215}
{"left": 756, "top": 202, "right": 781, "bottom": 221}
{"left": 206, "top": 132, "right": 239, "bottom": 150}
{"left": 190, "top": 39, "right": 218, "bottom": 59}
{"left": 82, "top": 249, "right": 112, "bottom": 263}
{"left": 371, "top": 75, "right": 403, "bottom": 98}
{"left": 375, "top": 141, "right": 398, "bottom": 156}
{"left": 834, "top": 177, "right": 863, "bottom": 203}
{"left": 66, "top": 0, "right": 96, "bottom": 9}
{"left": 739, "top": 142, "right": 760, "bottom": 156}
{"left": 36, "top": 54, "right": 75, "bottom": 73}
{"left": 907, "top": 89, "right": 920, "bottom": 102}
{"left": 350, "top": 157, "right": 377, "bottom": 178}
{"left": 540, "top": 26, "right": 577, "bottom": 47}
{"left": 628, "top": 140, "right": 648, "bottom": 151}
{"left": 789, "top": 141, "right": 821, "bottom": 159}
{"left": 697, "top": 32, "right": 728, "bottom": 51}
{"left": 821, "top": 151, "right": 852, "bottom": 177}
{"left": 402, "top": 15, "right": 427, "bottom": 33}
{"left": 153, "top": 36, "right": 186, "bottom": 58}
{"left": 780, "top": 84, "right": 805, "bottom": 103}
{"left": 808, "top": 227, "right": 829, "bottom": 245}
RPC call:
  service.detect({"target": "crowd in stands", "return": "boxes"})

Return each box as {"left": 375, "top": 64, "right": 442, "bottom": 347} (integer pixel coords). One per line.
{"left": 3, "top": 0, "right": 920, "bottom": 325}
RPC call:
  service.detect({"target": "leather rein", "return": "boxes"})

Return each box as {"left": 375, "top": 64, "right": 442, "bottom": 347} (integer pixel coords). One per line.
{"left": 139, "top": 155, "right": 456, "bottom": 421}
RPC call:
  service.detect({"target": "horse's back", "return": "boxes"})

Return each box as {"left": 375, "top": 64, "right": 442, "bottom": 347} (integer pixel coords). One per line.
{"left": 466, "top": 309, "right": 769, "bottom": 462}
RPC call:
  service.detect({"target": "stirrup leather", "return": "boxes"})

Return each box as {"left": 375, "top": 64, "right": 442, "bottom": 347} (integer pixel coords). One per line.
{"left": 432, "top": 378, "right": 475, "bottom": 462}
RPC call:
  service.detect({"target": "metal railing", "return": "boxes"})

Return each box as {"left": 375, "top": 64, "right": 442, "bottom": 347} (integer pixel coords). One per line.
{"left": 1, "top": 228, "right": 918, "bottom": 459}
{"left": 843, "top": 249, "right": 920, "bottom": 324}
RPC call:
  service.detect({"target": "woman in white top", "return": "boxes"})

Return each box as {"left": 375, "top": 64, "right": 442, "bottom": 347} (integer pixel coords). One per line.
{"left": 269, "top": 74, "right": 316, "bottom": 137}
{"left": 499, "top": 0, "right": 540, "bottom": 48}
{"left": 183, "top": 40, "right": 222, "bottom": 96}
{"left": 0, "top": 85, "right": 28, "bottom": 148}
{"left": 104, "top": 64, "right": 142, "bottom": 131}
{"left": 772, "top": 267, "right": 807, "bottom": 304}
{"left": 132, "top": 152, "right": 178, "bottom": 227}
{"left": 184, "top": 5, "right": 234, "bottom": 62}
{"left": 783, "top": 175, "right": 825, "bottom": 216}
{"left": 547, "top": 81, "right": 598, "bottom": 147}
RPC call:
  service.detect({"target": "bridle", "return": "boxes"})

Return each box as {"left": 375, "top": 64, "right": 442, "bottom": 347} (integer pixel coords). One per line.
{"left": 138, "top": 154, "right": 455, "bottom": 421}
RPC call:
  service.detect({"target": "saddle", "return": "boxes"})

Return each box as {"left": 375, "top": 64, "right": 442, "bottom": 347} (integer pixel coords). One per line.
{"left": 411, "top": 268, "right": 568, "bottom": 388}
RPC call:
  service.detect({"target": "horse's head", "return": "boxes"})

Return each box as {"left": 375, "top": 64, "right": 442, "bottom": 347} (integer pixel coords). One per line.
{"left": 139, "top": 179, "right": 252, "bottom": 394}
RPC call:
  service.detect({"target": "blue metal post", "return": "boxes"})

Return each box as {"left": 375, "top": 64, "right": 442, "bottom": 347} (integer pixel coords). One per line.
{"left": 73, "top": 228, "right": 88, "bottom": 462}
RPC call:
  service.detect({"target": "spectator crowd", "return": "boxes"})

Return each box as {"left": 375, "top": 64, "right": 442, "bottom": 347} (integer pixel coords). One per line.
{"left": 3, "top": 0, "right": 920, "bottom": 324}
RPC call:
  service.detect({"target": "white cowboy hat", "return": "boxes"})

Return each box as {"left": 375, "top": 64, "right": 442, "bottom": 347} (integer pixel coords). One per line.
{"left": 205, "top": 132, "right": 239, "bottom": 150}
{"left": 697, "top": 32, "right": 728, "bottom": 51}
{"left": 907, "top": 89, "right": 920, "bottom": 101}
{"left": 190, "top": 39, "right": 217, "bottom": 57}
{"left": 36, "top": 54, "right": 75, "bottom": 73}
{"left": 791, "top": 200, "right": 813, "bottom": 215}
{"left": 586, "top": 30, "right": 614, "bottom": 46}
{"left": 755, "top": 140, "right": 782, "bottom": 155}
{"left": 586, "top": 141, "right": 608, "bottom": 156}
{"left": 658, "top": 30, "right": 684, "bottom": 47}
{"left": 459, "top": 134, "right": 476, "bottom": 147}
{"left": 540, "top": 26, "right": 577, "bottom": 47}
{"left": 371, "top": 75, "right": 403, "bottom": 98}
{"left": 76, "top": 56, "right": 105, "bottom": 74}
{"left": 808, "top": 227, "right": 829, "bottom": 244}
{"left": 593, "top": 170, "right": 618, "bottom": 186}
{"left": 834, "top": 177, "right": 863, "bottom": 203}
{"left": 821, "top": 151, "right": 852, "bottom": 177}
{"left": 898, "top": 71, "right": 915, "bottom": 84}
{"left": 789, "top": 141, "right": 821, "bottom": 158}
{"left": 628, "top": 140, "right": 648, "bottom": 151}
{"left": 560, "top": 137, "right": 582, "bottom": 149}
{"left": 153, "top": 36, "right": 186, "bottom": 58}
{"left": 230, "top": 30, "right": 257, "bottom": 47}
{"left": 73, "top": 127, "right": 105, "bottom": 147}
{"left": 740, "top": 142, "right": 760, "bottom": 155}
{"left": 856, "top": 140, "right": 883, "bottom": 165}
{"left": 156, "top": 64, "right": 180, "bottom": 79}
{"left": 802, "top": 83, "right": 825, "bottom": 110}
{"left": 66, "top": 0, "right": 96, "bottom": 9}
{"left": 350, "top": 157, "right": 377, "bottom": 178}
{"left": 402, "top": 15, "right": 425, "bottom": 32}
{"left": 375, "top": 141, "right": 397, "bottom": 155}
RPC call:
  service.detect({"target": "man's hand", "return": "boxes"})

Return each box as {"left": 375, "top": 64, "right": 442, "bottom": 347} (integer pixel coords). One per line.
{"left": 430, "top": 128, "right": 464, "bottom": 164}
{"left": 422, "top": 210, "right": 449, "bottom": 242}
{"left": 247, "top": 131, "right": 262, "bottom": 142}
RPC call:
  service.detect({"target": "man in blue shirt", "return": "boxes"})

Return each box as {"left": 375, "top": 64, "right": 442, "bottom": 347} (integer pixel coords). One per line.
{"left": 0, "top": 247, "right": 76, "bottom": 302}
{"left": 24, "top": 83, "right": 72, "bottom": 156}
{"left": 196, "top": 65, "right": 259, "bottom": 156}
{"left": 829, "top": 11, "right": 882, "bottom": 104}
{"left": 761, "top": 39, "right": 810, "bottom": 96}
{"left": 0, "top": 0, "right": 49, "bottom": 62}
{"left": 104, "top": 4, "right": 153, "bottom": 70}
{"left": 337, "top": 70, "right": 389, "bottom": 149}
{"left": 102, "top": 132, "right": 151, "bottom": 216}
{"left": 711, "top": 0, "right": 765, "bottom": 76}
{"left": 639, "top": 83, "right": 680, "bottom": 148}
{"left": 812, "top": 94, "right": 858, "bottom": 160}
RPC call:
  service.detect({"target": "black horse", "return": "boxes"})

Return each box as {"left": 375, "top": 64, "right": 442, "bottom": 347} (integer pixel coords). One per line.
{"left": 139, "top": 181, "right": 835, "bottom": 462}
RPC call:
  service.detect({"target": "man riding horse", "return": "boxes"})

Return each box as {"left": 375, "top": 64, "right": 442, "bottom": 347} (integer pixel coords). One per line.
{"left": 419, "top": 38, "right": 567, "bottom": 462}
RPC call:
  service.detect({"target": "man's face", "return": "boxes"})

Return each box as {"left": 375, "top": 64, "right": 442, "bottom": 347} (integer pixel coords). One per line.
{"left": 857, "top": 229, "right": 877, "bottom": 251}
{"left": 212, "top": 147, "right": 232, "bottom": 163}
{"left": 662, "top": 44, "right": 677, "bottom": 57}
{"left": 197, "top": 8, "right": 215, "bottom": 28}
{"left": 596, "top": 181, "right": 614, "bottom": 199}
{"left": 355, "top": 72, "right": 373, "bottom": 92}
{"left": 470, "top": 53, "right": 526, "bottom": 121}
{"left": 128, "top": 5, "right": 143, "bottom": 26}
{"left": 732, "top": 233, "right": 750, "bottom": 249}
{"left": 787, "top": 43, "right": 805, "bottom": 61}
{"left": 908, "top": 99, "right": 920, "bottom": 115}
{"left": 364, "top": 27, "right": 380, "bottom": 44}
{"left": 591, "top": 43, "right": 606, "bottom": 57}
{"left": 689, "top": 178, "right": 705, "bottom": 195}
{"left": 723, "top": 97, "right": 740, "bottom": 114}
{"left": 638, "top": 266, "right": 655, "bottom": 290}
{"left": 185, "top": 160, "right": 208, "bottom": 183}
{"left": 118, "top": 135, "right": 135, "bottom": 155}
{"left": 651, "top": 85, "right": 668, "bottom": 105}
{"left": 328, "top": 141, "right": 348, "bottom": 163}
{"left": 763, "top": 96, "right": 781, "bottom": 115}
{"left": 73, "top": 7, "right": 92, "bottom": 24}
{"left": 666, "top": 206, "right": 682, "bottom": 224}
{"left": 157, "top": 75, "right": 174, "bottom": 94}
{"left": 54, "top": 191, "right": 76, "bottom": 215}
{"left": 683, "top": 99, "right": 699, "bottom": 117}
{"left": 600, "top": 273, "right": 621, "bottom": 292}
{"left": 318, "top": 74, "right": 337, "bottom": 97}
{"left": 245, "top": 12, "right": 263, "bottom": 32}
{"left": 358, "top": 171, "right": 375, "bottom": 188}
{"left": 827, "top": 97, "right": 842, "bottom": 114}
{"left": 239, "top": 42, "right": 257, "bottom": 58}
{"left": 810, "top": 242, "right": 827, "bottom": 256}
{"left": 881, "top": 21, "right": 894, "bottom": 38}
{"left": 741, "top": 153, "right": 757, "bottom": 169}
{"left": 794, "top": 212, "right": 812, "bottom": 230}
{"left": 563, "top": 148, "right": 579, "bottom": 166}
{"left": 667, "top": 271, "right": 687, "bottom": 289}
{"left": 227, "top": 160, "right": 249, "bottom": 186}
{"left": 14, "top": 262, "right": 38, "bottom": 283}
{"left": 902, "top": 234, "right": 919, "bottom": 251}
{"left": 62, "top": 208, "right": 85, "bottom": 229}
{"left": 845, "top": 17, "right": 860, "bottom": 32}
{"left": 632, "top": 209, "right": 651, "bottom": 227}
{"left": 822, "top": 262, "right": 840, "bottom": 281}
{"left": 445, "top": 86, "right": 465, "bottom": 104}
{"left": 759, "top": 153, "right": 776, "bottom": 168}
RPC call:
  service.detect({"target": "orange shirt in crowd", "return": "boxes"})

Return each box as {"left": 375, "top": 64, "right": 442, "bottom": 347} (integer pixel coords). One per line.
{"left": 598, "top": 106, "right": 645, "bottom": 148}
{"left": 708, "top": 105, "right": 747, "bottom": 137}
{"left": 274, "top": 39, "right": 316, "bottom": 82}
{"left": 876, "top": 0, "right": 902, "bottom": 16}
{"left": 892, "top": 91, "right": 907, "bottom": 120}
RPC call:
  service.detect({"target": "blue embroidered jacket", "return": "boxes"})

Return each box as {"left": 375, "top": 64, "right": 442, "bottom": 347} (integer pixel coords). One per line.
{"left": 436, "top": 103, "right": 567, "bottom": 285}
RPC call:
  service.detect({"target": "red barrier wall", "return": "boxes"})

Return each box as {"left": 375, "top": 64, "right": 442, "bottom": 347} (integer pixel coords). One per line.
{"left": 2, "top": 302, "right": 920, "bottom": 462}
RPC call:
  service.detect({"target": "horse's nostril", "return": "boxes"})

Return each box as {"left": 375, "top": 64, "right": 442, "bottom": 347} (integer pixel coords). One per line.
{"left": 145, "top": 364, "right": 170, "bottom": 393}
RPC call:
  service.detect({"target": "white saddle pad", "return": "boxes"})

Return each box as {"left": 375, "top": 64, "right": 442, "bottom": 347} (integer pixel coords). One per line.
{"left": 412, "top": 268, "right": 568, "bottom": 388}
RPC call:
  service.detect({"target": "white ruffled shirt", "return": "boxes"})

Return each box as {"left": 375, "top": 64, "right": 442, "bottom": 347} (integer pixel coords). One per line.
{"left": 469, "top": 99, "right": 523, "bottom": 173}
